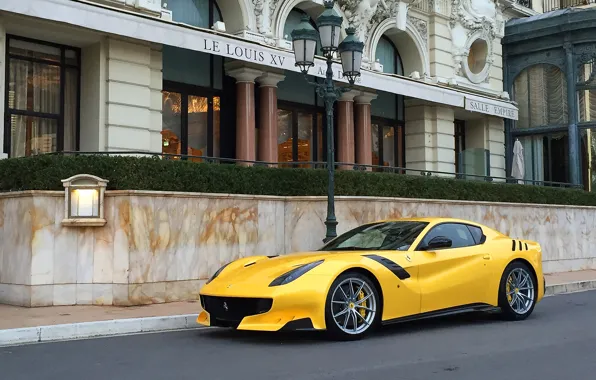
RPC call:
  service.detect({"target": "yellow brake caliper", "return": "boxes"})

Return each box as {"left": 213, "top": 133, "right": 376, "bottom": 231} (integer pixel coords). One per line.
{"left": 358, "top": 290, "right": 366, "bottom": 318}
{"left": 506, "top": 277, "right": 513, "bottom": 303}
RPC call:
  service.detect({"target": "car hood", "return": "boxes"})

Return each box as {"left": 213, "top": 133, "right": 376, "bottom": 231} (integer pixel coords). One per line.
{"left": 212, "top": 250, "right": 368, "bottom": 285}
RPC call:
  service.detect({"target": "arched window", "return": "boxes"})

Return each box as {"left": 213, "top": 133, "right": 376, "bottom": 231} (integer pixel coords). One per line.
{"left": 166, "top": 0, "right": 222, "bottom": 28}
{"left": 371, "top": 36, "right": 405, "bottom": 169}
{"left": 512, "top": 64, "right": 569, "bottom": 185}
{"left": 283, "top": 9, "right": 324, "bottom": 57}
{"left": 161, "top": 0, "right": 224, "bottom": 161}
{"left": 513, "top": 64, "right": 568, "bottom": 130}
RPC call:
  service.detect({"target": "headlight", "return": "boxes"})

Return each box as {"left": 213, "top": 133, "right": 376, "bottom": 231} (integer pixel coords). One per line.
{"left": 206, "top": 262, "right": 231, "bottom": 284}
{"left": 269, "top": 260, "right": 324, "bottom": 287}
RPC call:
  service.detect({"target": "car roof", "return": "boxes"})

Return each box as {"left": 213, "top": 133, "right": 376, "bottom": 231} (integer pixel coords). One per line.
{"left": 375, "top": 217, "right": 484, "bottom": 226}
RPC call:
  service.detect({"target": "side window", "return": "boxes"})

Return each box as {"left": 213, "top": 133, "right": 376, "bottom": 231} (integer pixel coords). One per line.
{"left": 467, "top": 225, "right": 484, "bottom": 244}
{"left": 421, "top": 223, "right": 476, "bottom": 249}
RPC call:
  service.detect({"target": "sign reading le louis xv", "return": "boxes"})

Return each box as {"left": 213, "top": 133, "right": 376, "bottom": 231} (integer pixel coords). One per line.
{"left": 465, "top": 99, "right": 519, "bottom": 120}
{"left": 202, "top": 37, "right": 362, "bottom": 84}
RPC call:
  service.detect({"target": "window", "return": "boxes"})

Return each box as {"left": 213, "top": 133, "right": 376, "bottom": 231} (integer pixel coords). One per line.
{"left": 467, "top": 225, "right": 484, "bottom": 244}
{"left": 161, "top": 0, "right": 223, "bottom": 160}
{"left": 419, "top": 223, "right": 476, "bottom": 249}
{"left": 277, "top": 104, "right": 323, "bottom": 167}
{"left": 513, "top": 64, "right": 568, "bottom": 130}
{"left": 284, "top": 9, "right": 324, "bottom": 57}
{"left": 518, "top": 133, "right": 568, "bottom": 184}
{"left": 371, "top": 36, "right": 405, "bottom": 170}
{"left": 4, "top": 36, "right": 80, "bottom": 158}
{"left": 578, "top": 59, "right": 596, "bottom": 124}
{"left": 320, "top": 221, "right": 429, "bottom": 251}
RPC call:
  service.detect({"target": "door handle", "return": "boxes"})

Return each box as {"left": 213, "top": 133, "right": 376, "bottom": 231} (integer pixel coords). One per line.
{"left": 483, "top": 254, "right": 491, "bottom": 260}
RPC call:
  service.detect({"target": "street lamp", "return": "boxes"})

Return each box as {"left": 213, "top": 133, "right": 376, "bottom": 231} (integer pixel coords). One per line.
{"left": 291, "top": 0, "right": 364, "bottom": 243}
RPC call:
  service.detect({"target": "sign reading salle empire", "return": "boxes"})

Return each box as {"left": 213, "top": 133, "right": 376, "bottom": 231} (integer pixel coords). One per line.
{"left": 465, "top": 99, "right": 518, "bottom": 120}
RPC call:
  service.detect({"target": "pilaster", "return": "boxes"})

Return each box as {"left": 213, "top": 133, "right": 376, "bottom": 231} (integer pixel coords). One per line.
{"left": 0, "top": 18, "right": 6, "bottom": 159}
{"left": 354, "top": 92, "right": 378, "bottom": 169}
{"left": 405, "top": 100, "right": 455, "bottom": 174}
{"left": 104, "top": 37, "right": 157, "bottom": 153}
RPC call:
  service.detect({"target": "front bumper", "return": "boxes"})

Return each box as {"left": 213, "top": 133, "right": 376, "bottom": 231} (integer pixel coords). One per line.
{"left": 196, "top": 275, "right": 328, "bottom": 331}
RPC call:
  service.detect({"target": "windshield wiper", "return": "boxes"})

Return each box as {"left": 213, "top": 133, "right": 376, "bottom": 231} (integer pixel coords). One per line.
{"left": 326, "top": 247, "right": 376, "bottom": 251}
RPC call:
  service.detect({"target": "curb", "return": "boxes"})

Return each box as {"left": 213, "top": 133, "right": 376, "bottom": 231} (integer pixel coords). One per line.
{"left": 2, "top": 280, "right": 596, "bottom": 347}
{"left": 544, "top": 279, "right": 596, "bottom": 297}
{"left": 0, "top": 314, "right": 200, "bottom": 347}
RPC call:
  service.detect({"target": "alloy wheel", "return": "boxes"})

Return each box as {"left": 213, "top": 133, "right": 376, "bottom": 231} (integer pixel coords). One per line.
{"left": 330, "top": 277, "right": 377, "bottom": 335}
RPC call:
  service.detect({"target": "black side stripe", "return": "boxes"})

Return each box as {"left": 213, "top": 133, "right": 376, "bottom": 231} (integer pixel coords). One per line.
{"left": 363, "top": 255, "right": 411, "bottom": 280}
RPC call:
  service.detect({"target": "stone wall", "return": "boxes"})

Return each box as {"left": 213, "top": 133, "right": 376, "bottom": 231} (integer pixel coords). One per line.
{"left": 1, "top": 190, "right": 593, "bottom": 307}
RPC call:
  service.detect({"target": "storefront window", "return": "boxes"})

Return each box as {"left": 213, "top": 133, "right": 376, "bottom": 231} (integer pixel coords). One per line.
{"left": 517, "top": 133, "right": 569, "bottom": 184}
{"left": 277, "top": 105, "right": 323, "bottom": 167}
{"left": 371, "top": 35, "right": 405, "bottom": 169}
{"left": 580, "top": 129, "right": 596, "bottom": 191}
{"left": 161, "top": 0, "right": 223, "bottom": 160}
{"left": 4, "top": 36, "right": 80, "bottom": 158}
{"left": 513, "top": 64, "right": 568, "bottom": 129}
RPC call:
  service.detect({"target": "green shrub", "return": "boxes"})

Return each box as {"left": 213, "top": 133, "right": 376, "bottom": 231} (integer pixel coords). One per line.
{"left": 1, "top": 154, "right": 595, "bottom": 206}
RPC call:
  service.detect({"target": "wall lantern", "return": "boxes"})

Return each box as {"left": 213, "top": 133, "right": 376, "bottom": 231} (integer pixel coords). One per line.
{"left": 61, "top": 174, "right": 109, "bottom": 227}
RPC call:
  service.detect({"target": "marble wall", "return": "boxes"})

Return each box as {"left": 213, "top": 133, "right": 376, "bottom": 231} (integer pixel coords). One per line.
{"left": 1, "top": 190, "right": 594, "bottom": 307}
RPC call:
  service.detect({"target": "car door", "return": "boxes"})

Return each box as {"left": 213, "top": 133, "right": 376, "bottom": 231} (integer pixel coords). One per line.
{"left": 415, "top": 223, "right": 491, "bottom": 313}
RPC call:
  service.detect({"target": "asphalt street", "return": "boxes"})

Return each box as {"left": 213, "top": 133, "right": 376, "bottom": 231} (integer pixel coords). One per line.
{"left": 2, "top": 291, "right": 596, "bottom": 380}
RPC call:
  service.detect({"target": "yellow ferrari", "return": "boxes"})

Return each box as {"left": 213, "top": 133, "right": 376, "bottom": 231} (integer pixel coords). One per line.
{"left": 197, "top": 217, "right": 544, "bottom": 339}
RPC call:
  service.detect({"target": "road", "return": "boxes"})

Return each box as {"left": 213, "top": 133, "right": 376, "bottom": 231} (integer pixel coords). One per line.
{"left": 2, "top": 291, "right": 596, "bottom": 380}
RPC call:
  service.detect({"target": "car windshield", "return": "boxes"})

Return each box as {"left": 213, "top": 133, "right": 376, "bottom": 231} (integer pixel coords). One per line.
{"left": 320, "top": 221, "right": 429, "bottom": 251}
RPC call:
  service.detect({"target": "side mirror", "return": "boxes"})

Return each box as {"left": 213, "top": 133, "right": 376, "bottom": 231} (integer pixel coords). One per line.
{"left": 423, "top": 236, "right": 452, "bottom": 251}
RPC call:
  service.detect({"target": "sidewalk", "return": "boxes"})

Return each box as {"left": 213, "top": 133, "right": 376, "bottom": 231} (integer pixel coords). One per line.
{"left": 1, "top": 269, "right": 595, "bottom": 347}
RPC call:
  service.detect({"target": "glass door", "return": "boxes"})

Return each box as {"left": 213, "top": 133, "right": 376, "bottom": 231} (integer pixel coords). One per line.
{"left": 161, "top": 84, "right": 220, "bottom": 161}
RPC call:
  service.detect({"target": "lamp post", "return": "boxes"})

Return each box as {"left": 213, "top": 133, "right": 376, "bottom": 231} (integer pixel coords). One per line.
{"left": 291, "top": 0, "right": 364, "bottom": 243}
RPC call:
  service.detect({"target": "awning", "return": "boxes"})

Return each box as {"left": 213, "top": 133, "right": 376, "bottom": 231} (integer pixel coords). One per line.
{"left": 0, "top": 0, "right": 518, "bottom": 120}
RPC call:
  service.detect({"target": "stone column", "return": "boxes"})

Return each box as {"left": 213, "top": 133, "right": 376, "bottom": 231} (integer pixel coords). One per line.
{"left": 0, "top": 18, "right": 7, "bottom": 159}
{"left": 226, "top": 64, "right": 263, "bottom": 164}
{"left": 354, "top": 92, "right": 378, "bottom": 170}
{"left": 405, "top": 99, "right": 455, "bottom": 175}
{"left": 256, "top": 72, "right": 285, "bottom": 165}
{"left": 337, "top": 90, "right": 359, "bottom": 169}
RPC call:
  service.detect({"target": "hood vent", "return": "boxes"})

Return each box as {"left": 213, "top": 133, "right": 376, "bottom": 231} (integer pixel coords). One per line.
{"left": 244, "top": 261, "right": 256, "bottom": 267}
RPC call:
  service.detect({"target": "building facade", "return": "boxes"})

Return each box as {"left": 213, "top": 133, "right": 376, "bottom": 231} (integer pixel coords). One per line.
{"left": 503, "top": 5, "right": 596, "bottom": 190}
{"left": 1, "top": 0, "right": 522, "bottom": 179}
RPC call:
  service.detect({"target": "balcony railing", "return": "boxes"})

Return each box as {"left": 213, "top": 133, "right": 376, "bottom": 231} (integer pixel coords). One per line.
{"left": 544, "top": 0, "right": 595, "bottom": 12}
{"left": 46, "top": 151, "right": 580, "bottom": 189}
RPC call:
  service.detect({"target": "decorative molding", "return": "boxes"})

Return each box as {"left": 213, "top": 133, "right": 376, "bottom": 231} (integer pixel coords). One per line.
{"left": 409, "top": 15, "right": 428, "bottom": 50}
{"left": 574, "top": 43, "right": 596, "bottom": 67}
{"left": 506, "top": 49, "right": 566, "bottom": 85}
{"left": 252, "top": 0, "right": 278, "bottom": 36}
{"left": 337, "top": 0, "right": 420, "bottom": 62}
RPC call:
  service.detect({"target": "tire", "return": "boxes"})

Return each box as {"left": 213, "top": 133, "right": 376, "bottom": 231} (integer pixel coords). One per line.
{"left": 498, "top": 261, "right": 537, "bottom": 321}
{"left": 324, "top": 272, "right": 381, "bottom": 340}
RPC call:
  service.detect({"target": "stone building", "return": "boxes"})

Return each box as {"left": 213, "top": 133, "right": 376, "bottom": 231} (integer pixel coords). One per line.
{"left": 1, "top": 0, "right": 523, "bottom": 178}
{"left": 503, "top": 3, "right": 596, "bottom": 190}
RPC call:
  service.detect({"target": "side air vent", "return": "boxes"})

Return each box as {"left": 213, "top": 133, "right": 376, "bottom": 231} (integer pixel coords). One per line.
{"left": 525, "top": 243, "right": 528, "bottom": 251}
{"left": 512, "top": 240, "right": 516, "bottom": 251}
{"left": 519, "top": 240, "right": 522, "bottom": 251}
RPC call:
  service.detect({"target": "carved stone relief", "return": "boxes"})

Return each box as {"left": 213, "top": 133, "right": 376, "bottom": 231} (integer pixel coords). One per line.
{"left": 450, "top": 0, "right": 502, "bottom": 83}
{"left": 337, "top": 0, "right": 420, "bottom": 65}
{"left": 409, "top": 15, "right": 428, "bottom": 50}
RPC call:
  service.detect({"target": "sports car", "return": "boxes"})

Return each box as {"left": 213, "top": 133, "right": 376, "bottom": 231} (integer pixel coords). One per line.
{"left": 197, "top": 217, "right": 544, "bottom": 339}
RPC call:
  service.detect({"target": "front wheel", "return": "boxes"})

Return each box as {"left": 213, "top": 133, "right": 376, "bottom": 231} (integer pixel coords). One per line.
{"left": 498, "top": 261, "right": 537, "bottom": 321}
{"left": 324, "top": 272, "right": 381, "bottom": 340}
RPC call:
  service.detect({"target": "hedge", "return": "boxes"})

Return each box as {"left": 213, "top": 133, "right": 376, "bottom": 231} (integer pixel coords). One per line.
{"left": 1, "top": 154, "right": 596, "bottom": 206}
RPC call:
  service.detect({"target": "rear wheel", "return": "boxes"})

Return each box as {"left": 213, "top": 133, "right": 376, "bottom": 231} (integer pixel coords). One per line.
{"left": 498, "top": 261, "right": 537, "bottom": 321}
{"left": 324, "top": 272, "right": 381, "bottom": 340}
